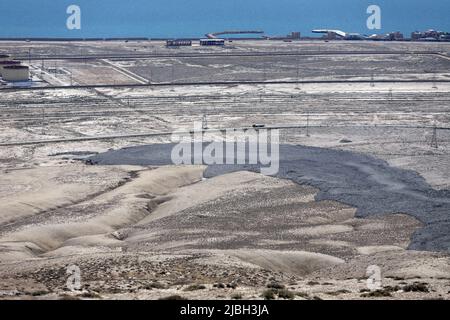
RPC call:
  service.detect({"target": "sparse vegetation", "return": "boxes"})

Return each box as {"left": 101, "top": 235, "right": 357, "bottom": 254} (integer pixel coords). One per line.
{"left": 58, "top": 294, "right": 81, "bottom": 300}
{"left": 226, "top": 283, "right": 238, "bottom": 289}
{"left": 144, "top": 281, "right": 166, "bottom": 290}
{"left": 277, "top": 289, "right": 295, "bottom": 300}
{"left": 79, "top": 291, "right": 102, "bottom": 299}
{"left": 361, "top": 289, "right": 392, "bottom": 298}
{"left": 31, "top": 290, "right": 49, "bottom": 296}
{"left": 403, "top": 282, "right": 429, "bottom": 293}
{"left": 231, "top": 293, "right": 243, "bottom": 300}
{"left": 262, "top": 289, "right": 277, "bottom": 300}
{"left": 266, "top": 282, "right": 285, "bottom": 289}
{"left": 295, "top": 291, "right": 309, "bottom": 299}
{"left": 261, "top": 287, "right": 295, "bottom": 300}
{"left": 183, "top": 284, "right": 207, "bottom": 291}
{"left": 159, "top": 295, "right": 187, "bottom": 300}
{"left": 326, "top": 289, "right": 351, "bottom": 296}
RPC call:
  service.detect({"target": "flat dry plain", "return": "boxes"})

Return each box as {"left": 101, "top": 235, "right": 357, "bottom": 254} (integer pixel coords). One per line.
{"left": 0, "top": 40, "right": 449, "bottom": 300}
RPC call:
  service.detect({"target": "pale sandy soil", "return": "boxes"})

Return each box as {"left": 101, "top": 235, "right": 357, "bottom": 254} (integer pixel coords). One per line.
{"left": 0, "top": 165, "right": 448, "bottom": 300}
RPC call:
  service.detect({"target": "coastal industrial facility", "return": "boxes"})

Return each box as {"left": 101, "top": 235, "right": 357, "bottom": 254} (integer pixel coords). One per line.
{"left": 0, "top": 54, "right": 30, "bottom": 83}
{"left": 166, "top": 39, "right": 226, "bottom": 47}
{"left": 1, "top": 65, "right": 29, "bottom": 82}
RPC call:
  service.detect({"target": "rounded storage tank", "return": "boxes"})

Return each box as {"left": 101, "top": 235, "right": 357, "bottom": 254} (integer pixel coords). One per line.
{"left": 0, "top": 60, "right": 21, "bottom": 76}
{"left": 2, "top": 65, "right": 30, "bottom": 82}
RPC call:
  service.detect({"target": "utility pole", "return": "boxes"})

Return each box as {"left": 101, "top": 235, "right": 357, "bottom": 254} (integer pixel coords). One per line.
{"left": 263, "top": 61, "right": 266, "bottom": 82}
{"left": 370, "top": 73, "right": 375, "bottom": 87}
{"left": 202, "top": 114, "right": 208, "bottom": 130}
{"left": 306, "top": 111, "right": 310, "bottom": 137}
{"left": 430, "top": 125, "right": 438, "bottom": 149}
{"left": 432, "top": 75, "right": 438, "bottom": 89}
{"left": 171, "top": 64, "right": 175, "bottom": 84}
{"left": 41, "top": 107, "right": 45, "bottom": 135}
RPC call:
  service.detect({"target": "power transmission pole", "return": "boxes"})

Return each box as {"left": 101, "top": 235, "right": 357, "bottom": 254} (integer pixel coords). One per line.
{"left": 171, "top": 64, "right": 175, "bottom": 84}
{"left": 263, "top": 61, "right": 266, "bottom": 82}
{"left": 306, "top": 111, "right": 310, "bottom": 137}
{"left": 202, "top": 114, "right": 208, "bottom": 130}
{"left": 41, "top": 107, "right": 45, "bottom": 135}
{"left": 370, "top": 73, "right": 375, "bottom": 87}
{"left": 432, "top": 75, "right": 438, "bottom": 89}
{"left": 430, "top": 125, "right": 438, "bottom": 149}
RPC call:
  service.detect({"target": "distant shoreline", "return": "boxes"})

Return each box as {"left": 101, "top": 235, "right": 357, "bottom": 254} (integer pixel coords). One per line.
{"left": 0, "top": 37, "right": 448, "bottom": 42}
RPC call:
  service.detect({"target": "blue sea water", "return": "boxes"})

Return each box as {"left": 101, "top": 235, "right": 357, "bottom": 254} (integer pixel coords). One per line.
{"left": 0, "top": 0, "right": 449, "bottom": 38}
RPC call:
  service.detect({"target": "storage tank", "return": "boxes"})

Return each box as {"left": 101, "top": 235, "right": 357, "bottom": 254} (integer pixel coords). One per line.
{"left": 2, "top": 65, "right": 30, "bottom": 82}
{"left": 0, "top": 60, "right": 21, "bottom": 76}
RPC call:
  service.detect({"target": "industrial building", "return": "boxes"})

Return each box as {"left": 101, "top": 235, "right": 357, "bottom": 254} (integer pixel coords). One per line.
{"left": 386, "top": 32, "right": 404, "bottom": 40}
{"left": 411, "top": 29, "right": 450, "bottom": 41}
{"left": 166, "top": 39, "right": 192, "bottom": 47}
{"left": 200, "top": 39, "right": 225, "bottom": 46}
{"left": 0, "top": 60, "right": 21, "bottom": 76}
{"left": 288, "top": 32, "right": 301, "bottom": 39}
{"left": 1, "top": 65, "right": 29, "bottom": 82}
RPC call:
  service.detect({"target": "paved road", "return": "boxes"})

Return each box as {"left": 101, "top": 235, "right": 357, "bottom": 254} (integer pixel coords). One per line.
{"left": 2, "top": 79, "right": 450, "bottom": 92}
{"left": 12, "top": 50, "right": 444, "bottom": 61}
{"left": 1, "top": 124, "right": 448, "bottom": 147}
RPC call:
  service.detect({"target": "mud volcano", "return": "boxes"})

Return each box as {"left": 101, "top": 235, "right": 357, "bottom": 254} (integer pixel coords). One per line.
{"left": 87, "top": 143, "right": 450, "bottom": 252}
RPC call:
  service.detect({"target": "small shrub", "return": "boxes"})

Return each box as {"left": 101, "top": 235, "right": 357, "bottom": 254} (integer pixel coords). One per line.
{"left": 403, "top": 282, "right": 429, "bottom": 293}
{"left": 262, "top": 289, "right": 277, "bottom": 300}
{"left": 231, "top": 293, "right": 243, "bottom": 300}
{"left": 59, "top": 294, "right": 80, "bottom": 300}
{"left": 266, "top": 282, "right": 285, "bottom": 289}
{"left": 361, "top": 289, "right": 392, "bottom": 298}
{"left": 296, "top": 291, "right": 309, "bottom": 299}
{"left": 183, "top": 284, "right": 206, "bottom": 292}
{"left": 307, "top": 281, "right": 320, "bottom": 286}
{"left": 144, "top": 282, "right": 166, "bottom": 290}
{"left": 327, "top": 289, "right": 351, "bottom": 296}
{"left": 79, "top": 292, "right": 101, "bottom": 299}
{"left": 278, "top": 289, "right": 295, "bottom": 300}
{"left": 31, "top": 290, "right": 49, "bottom": 296}
{"left": 159, "top": 295, "right": 187, "bottom": 300}
{"left": 226, "top": 283, "right": 238, "bottom": 289}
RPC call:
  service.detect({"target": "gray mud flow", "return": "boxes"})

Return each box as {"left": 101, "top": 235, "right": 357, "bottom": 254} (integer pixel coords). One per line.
{"left": 87, "top": 143, "right": 450, "bottom": 252}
